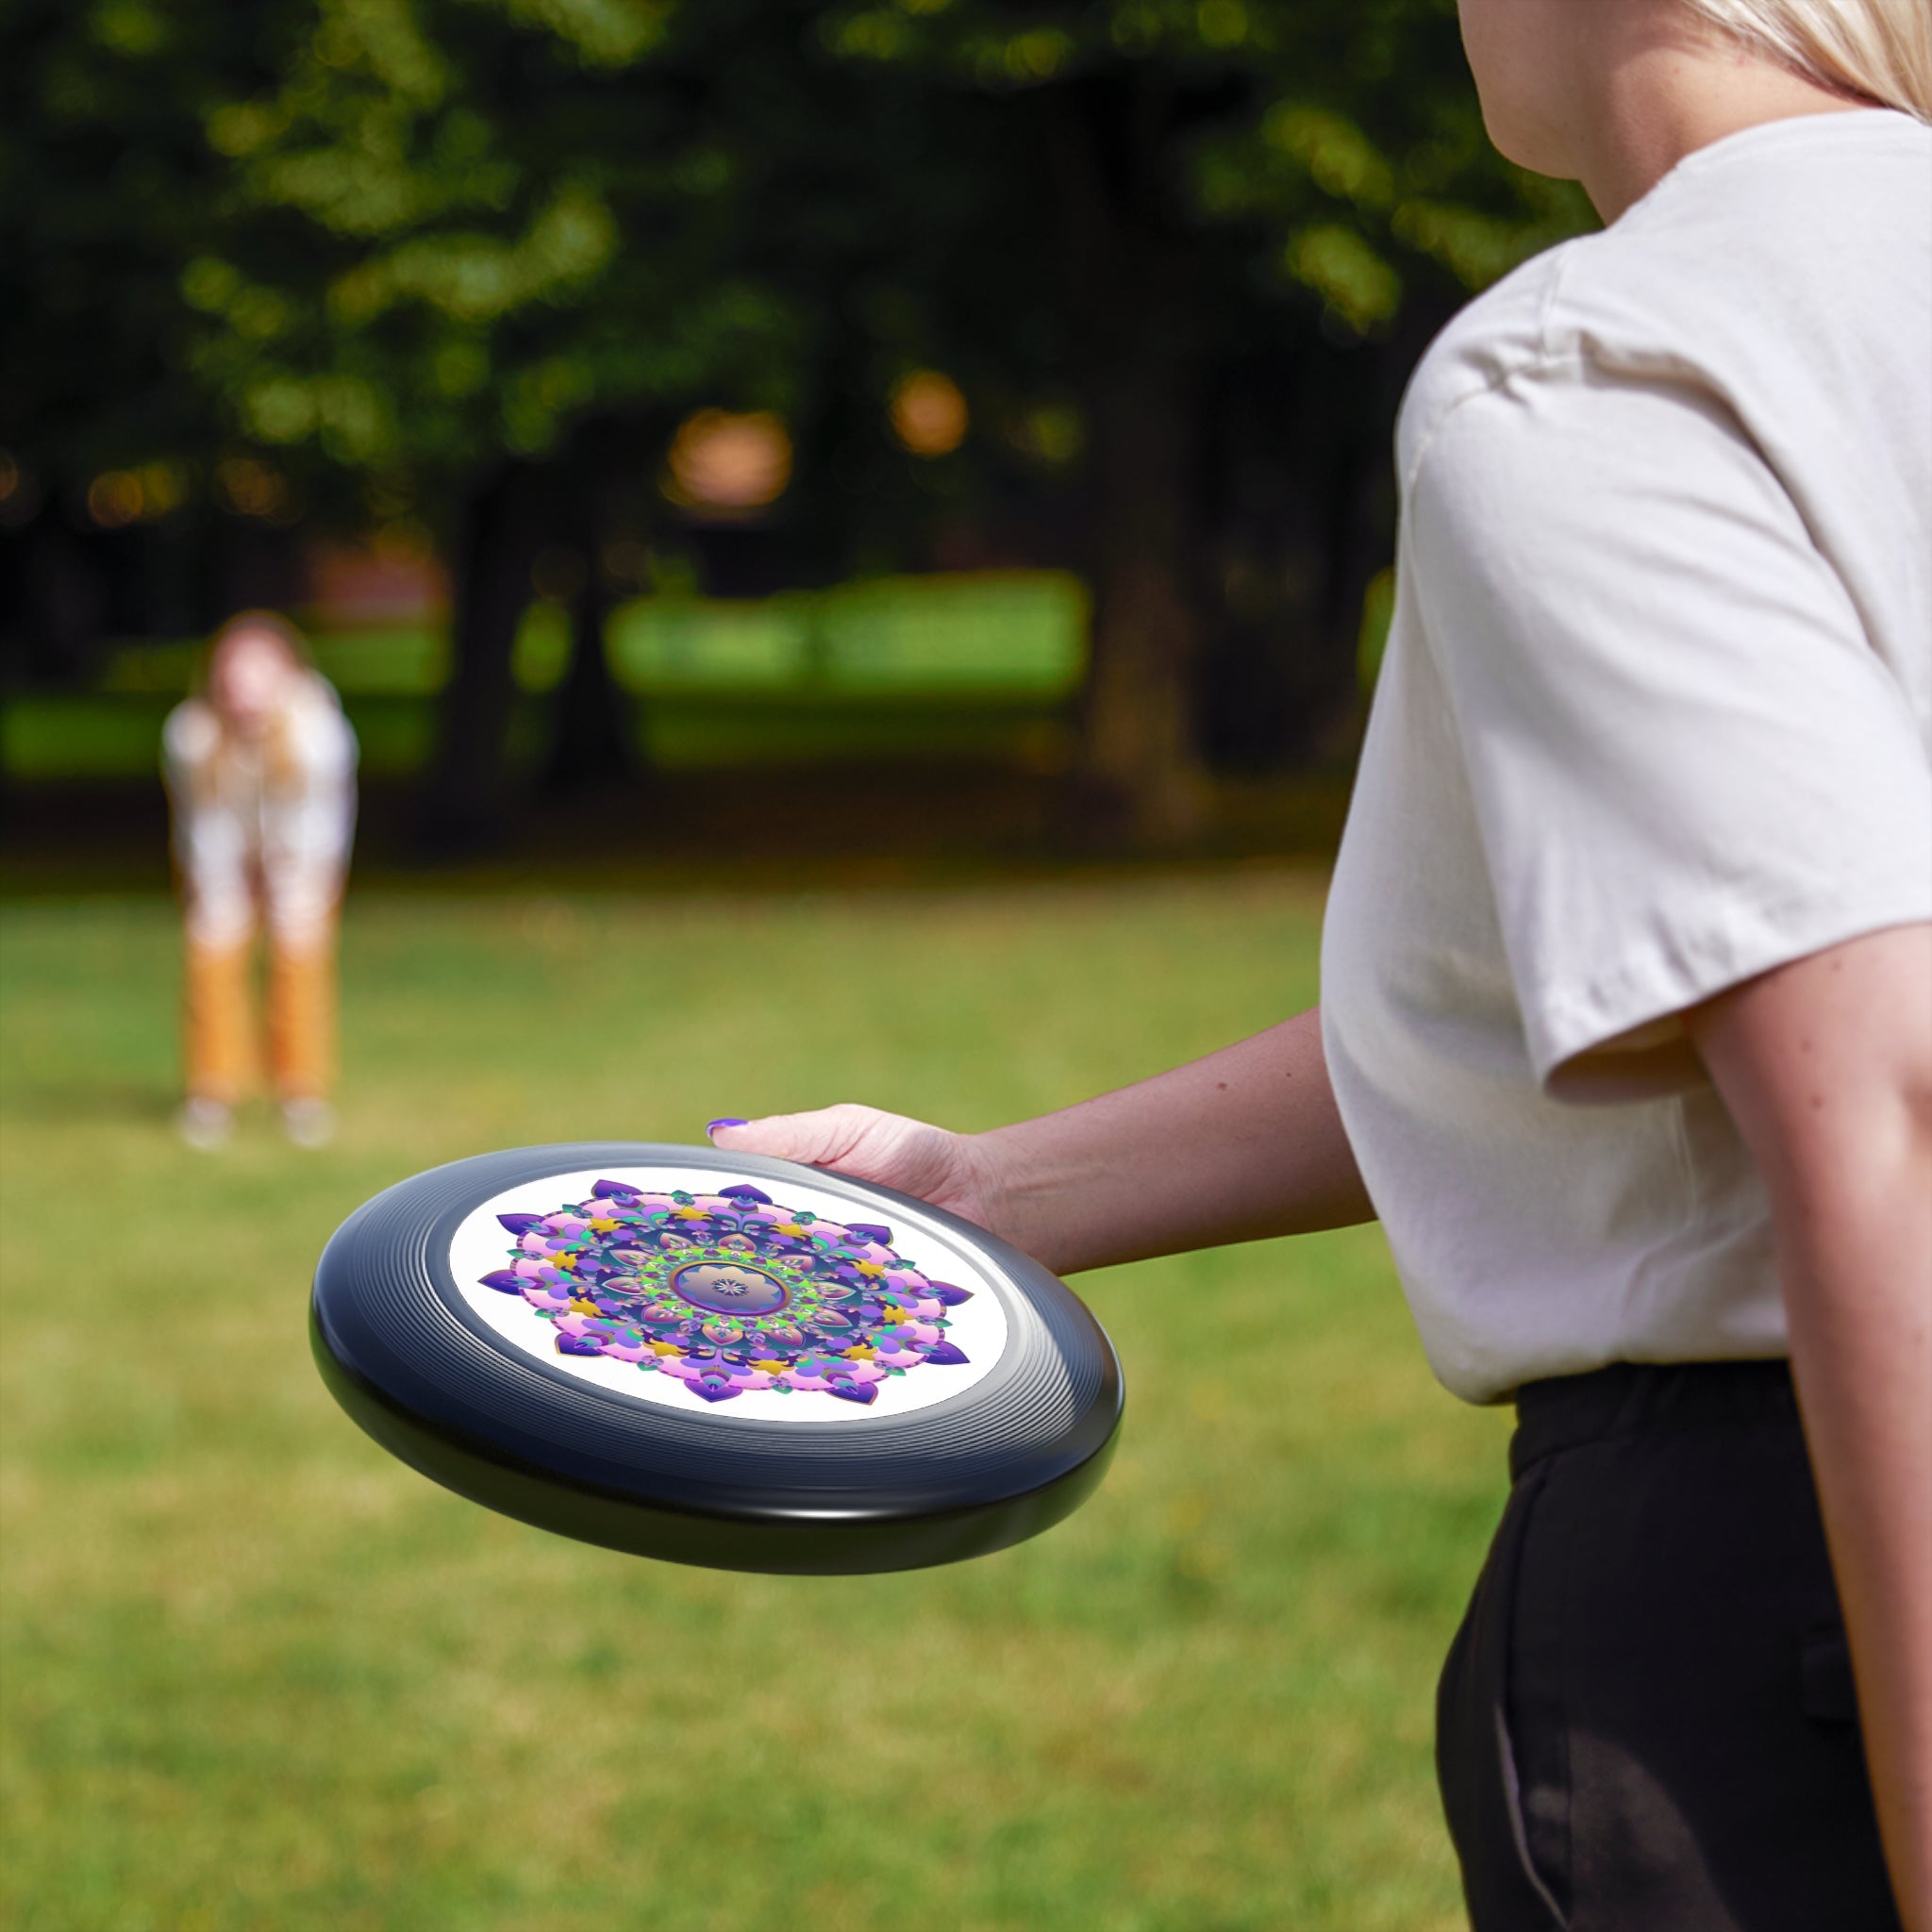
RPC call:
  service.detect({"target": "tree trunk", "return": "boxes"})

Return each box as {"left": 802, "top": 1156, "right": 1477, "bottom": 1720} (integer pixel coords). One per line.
{"left": 541, "top": 418, "right": 659, "bottom": 799}
{"left": 541, "top": 550, "right": 634, "bottom": 797}
{"left": 1044, "top": 75, "right": 1210, "bottom": 847}
{"left": 12, "top": 508, "right": 107, "bottom": 687}
{"left": 418, "top": 460, "right": 542, "bottom": 857}
{"left": 1300, "top": 291, "right": 1460, "bottom": 754}
{"left": 1079, "top": 361, "right": 1205, "bottom": 844}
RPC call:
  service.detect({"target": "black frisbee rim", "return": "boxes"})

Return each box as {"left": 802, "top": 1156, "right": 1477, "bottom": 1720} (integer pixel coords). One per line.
{"left": 310, "top": 1142, "right": 1124, "bottom": 1574}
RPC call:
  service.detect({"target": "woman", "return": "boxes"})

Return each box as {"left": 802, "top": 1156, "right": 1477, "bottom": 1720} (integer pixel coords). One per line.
{"left": 163, "top": 611, "right": 358, "bottom": 1150}
{"left": 708, "top": 2, "right": 1931, "bottom": 1925}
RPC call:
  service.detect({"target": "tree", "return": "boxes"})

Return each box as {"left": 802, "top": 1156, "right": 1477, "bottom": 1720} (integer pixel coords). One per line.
{"left": 156, "top": 0, "right": 893, "bottom": 844}
{"left": 6, "top": 0, "right": 1592, "bottom": 843}
{"left": 0, "top": 0, "right": 328, "bottom": 679}
{"left": 807, "top": 0, "right": 1593, "bottom": 836}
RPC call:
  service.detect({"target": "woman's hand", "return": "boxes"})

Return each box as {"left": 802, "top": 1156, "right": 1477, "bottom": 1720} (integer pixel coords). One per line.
{"left": 706, "top": 1008, "right": 1373, "bottom": 1278}
{"left": 708, "top": 1107, "right": 1014, "bottom": 1241}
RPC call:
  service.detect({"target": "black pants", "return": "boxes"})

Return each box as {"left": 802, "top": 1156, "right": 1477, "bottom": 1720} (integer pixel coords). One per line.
{"left": 1436, "top": 1360, "right": 1900, "bottom": 1932}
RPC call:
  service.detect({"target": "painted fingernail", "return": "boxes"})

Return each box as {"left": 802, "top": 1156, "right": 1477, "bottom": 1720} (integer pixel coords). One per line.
{"left": 707, "top": 1118, "right": 748, "bottom": 1136}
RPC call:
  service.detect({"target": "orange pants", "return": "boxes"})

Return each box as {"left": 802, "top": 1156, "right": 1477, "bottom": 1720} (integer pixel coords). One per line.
{"left": 184, "top": 922, "right": 337, "bottom": 1105}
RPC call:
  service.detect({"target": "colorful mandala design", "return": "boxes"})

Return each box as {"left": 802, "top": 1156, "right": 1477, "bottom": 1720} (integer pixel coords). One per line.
{"left": 476, "top": 1178, "right": 975, "bottom": 1406}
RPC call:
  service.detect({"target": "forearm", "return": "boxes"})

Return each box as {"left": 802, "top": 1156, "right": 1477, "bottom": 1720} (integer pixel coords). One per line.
{"left": 1692, "top": 924, "right": 1932, "bottom": 1929}
{"left": 1779, "top": 1147, "right": 1932, "bottom": 1932}
{"left": 971, "top": 1005, "right": 1374, "bottom": 1276}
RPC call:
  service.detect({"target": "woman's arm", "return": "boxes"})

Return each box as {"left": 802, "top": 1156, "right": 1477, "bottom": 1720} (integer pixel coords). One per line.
{"left": 710, "top": 1006, "right": 1374, "bottom": 1276}
{"left": 1689, "top": 923, "right": 1932, "bottom": 1932}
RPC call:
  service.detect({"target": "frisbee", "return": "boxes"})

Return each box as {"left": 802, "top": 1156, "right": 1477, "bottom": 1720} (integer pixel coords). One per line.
{"left": 310, "top": 1142, "right": 1123, "bottom": 1574}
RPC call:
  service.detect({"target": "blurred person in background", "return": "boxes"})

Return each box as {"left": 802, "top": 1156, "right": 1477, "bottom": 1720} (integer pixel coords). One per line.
{"left": 710, "top": 0, "right": 1932, "bottom": 1926}
{"left": 163, "top": 611, "right": 358, "bottom": 1151}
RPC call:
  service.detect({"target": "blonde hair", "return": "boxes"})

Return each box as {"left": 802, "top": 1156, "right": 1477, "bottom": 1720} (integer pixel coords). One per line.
{"left": 1682, "top": 0, "right": 1932, "bottom": 120}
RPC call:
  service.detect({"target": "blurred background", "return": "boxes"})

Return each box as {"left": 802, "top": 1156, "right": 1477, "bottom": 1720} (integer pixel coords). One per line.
{"left": 2, "top": 3, "right": 1592, "bottom": 1926}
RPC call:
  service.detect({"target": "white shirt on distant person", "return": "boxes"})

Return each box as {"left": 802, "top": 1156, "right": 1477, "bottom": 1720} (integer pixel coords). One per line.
{"left": 162, "top": 671, "right": 358, "bottom": 953}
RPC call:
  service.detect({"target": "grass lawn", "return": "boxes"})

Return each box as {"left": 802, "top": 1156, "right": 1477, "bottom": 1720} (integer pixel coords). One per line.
{"left": 0, "top": 874, "right": 1507, "bottom": 1932}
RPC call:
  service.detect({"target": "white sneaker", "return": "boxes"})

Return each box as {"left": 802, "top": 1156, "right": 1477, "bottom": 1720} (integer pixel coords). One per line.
{"left": 175, "top": 1096, "right": 233, "bottom": 1151}
{"left": 280, "top": 1097, "right": 337, "bottom": 1149}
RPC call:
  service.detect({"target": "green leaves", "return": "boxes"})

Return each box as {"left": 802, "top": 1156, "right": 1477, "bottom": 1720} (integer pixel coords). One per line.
{"left": 325, "top": 184, "right": 617, "bottom": 328}
{"left": 8, "top": 0, "right": 1595, "bottom": 534}
{"left": 1283, "top": 226, "right": 1402, "bottom": 334}
{"left": 481, "top": 0, "right": 674, "bottom": 68}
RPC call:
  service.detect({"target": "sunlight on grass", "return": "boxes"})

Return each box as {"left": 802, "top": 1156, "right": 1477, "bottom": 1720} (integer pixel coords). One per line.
{"left": 0, "top": 878, "right": 1504, "bottom": 1931}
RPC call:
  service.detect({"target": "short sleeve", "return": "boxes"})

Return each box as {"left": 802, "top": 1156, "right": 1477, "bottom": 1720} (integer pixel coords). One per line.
{"left": 161, "top": 698, "right": 218, "bottom": 784}
{"left": 288, "top": 675, "right": 358, "bottom": 780}
{"left": 1408, "top": 363, "right": 1932, "bottom": 1096}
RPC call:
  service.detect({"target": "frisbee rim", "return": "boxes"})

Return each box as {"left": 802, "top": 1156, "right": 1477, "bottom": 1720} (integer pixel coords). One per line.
{"left": 309, "top": 1141, "right": 1124, "bottom": 1571}
{"left": 310, "top": 1305, "right": 1122, "bottom": 1574}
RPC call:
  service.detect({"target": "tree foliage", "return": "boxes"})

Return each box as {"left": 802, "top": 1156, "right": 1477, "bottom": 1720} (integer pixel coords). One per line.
{"left": 4, "top": 0, "right": 1594, "bottom": 837}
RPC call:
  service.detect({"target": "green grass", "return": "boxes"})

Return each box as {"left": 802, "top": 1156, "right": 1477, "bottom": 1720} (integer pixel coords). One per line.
{"left": 4, "top": 573, "right": 1089, "bottom": 781}
{"left": 0, "top": 876, "right": 1506, "bottom": 1931}
{"left": 0, "top": 688, "right": 1075, "bottom": 781}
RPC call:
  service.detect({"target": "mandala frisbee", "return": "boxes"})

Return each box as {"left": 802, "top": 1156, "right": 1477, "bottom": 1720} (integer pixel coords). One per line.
{"left": 310, "top": 1143, "right": 1123, "bottom": 1574}
{"left": 477, "top": 1177, "right": 985, "bottom": 1408}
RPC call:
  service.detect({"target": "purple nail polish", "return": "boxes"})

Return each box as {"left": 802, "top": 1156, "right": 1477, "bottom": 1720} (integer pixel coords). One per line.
{"left": 707, "top": 1118, "right": 748, "bottom": 1136}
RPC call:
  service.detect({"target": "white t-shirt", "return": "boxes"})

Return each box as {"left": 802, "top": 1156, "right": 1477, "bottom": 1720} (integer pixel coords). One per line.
{"left": 1322, "top": 109, "right": 1932, "bottom": 1405}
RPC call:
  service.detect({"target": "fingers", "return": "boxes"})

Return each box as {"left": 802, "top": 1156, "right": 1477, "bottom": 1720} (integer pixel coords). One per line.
{"left": 708, "top": 1105, "right": 879, "bottom": 1169}
{"left": 705, "top": 1105, "right": 989, "bottom": 1224}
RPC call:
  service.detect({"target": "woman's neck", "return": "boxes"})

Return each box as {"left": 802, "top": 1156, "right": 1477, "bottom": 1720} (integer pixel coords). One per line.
{"left": 1574, "top": 16, "right": 1876, "bottom": 223}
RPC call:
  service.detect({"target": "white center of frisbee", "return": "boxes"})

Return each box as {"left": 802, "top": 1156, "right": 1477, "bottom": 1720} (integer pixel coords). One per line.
{"left": 448, "top": 1164, "right": 1012, "bottom": 1424}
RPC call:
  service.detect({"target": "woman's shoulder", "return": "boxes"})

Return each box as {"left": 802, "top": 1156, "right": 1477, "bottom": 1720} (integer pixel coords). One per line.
{"left": 1398, "top": 110, "right": 1931, "bottom": 490}
{"left": 162, "top": 696, "right": 221, "bottom": 769}
{"left": 283, "top": 672, "right": 358, "bottom": 768}
{"left": 291, "top": 666, "right": 346, "bottom": 716}
{"left": 1395, "top": 243, "right": 1583, "bottom": 484}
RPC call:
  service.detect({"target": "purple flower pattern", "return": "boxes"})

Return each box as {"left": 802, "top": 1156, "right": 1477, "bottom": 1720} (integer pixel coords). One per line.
{"left": 479, "top": 1179, "right": 974, "bottom": 1407}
